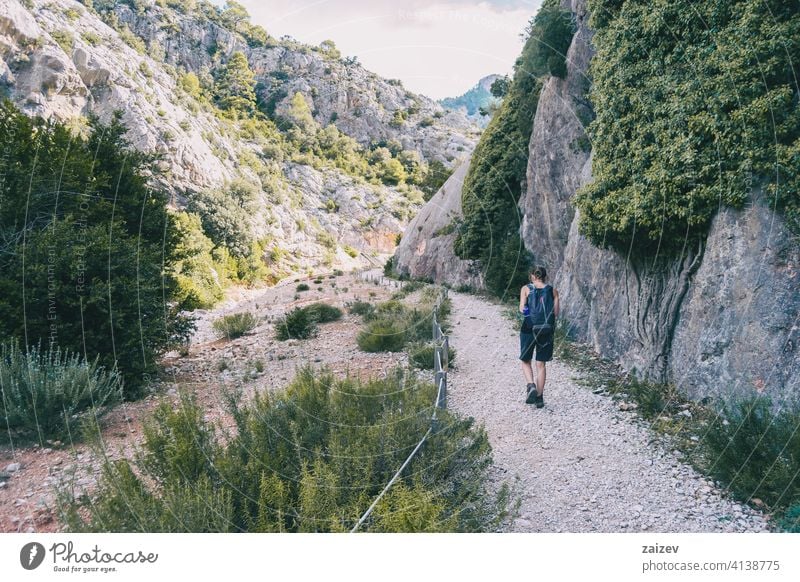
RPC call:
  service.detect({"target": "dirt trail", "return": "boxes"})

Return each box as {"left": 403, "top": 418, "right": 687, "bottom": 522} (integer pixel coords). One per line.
{"left": 445, "top": 290, "right": 770, "bottom": 532}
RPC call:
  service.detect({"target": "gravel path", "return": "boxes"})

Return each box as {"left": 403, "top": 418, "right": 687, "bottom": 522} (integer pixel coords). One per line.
{"left": 446, "top": 291, "right": 770, "bottom": 532}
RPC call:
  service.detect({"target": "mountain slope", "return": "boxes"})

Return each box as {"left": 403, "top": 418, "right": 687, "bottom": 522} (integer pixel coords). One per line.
{"left": 0, "top": 0, "right": 480, "bottom": 281}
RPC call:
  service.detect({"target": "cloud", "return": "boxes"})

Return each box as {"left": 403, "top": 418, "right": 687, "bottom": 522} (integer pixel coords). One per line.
{"left": 238, "top": 0, "right": 542, "bottom": 99}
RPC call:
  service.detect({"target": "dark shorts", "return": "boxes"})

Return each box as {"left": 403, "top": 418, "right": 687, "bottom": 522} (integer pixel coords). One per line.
{"left": 519, "top": 328, "right": 554, "bottom": 362}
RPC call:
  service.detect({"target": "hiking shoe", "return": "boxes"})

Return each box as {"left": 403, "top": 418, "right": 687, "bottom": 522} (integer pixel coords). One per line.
{"left": 535, "top": 391, "right": 544, "bottom": 408}
{"left": 525, "top": 383, "right": 537, "bottom": 404}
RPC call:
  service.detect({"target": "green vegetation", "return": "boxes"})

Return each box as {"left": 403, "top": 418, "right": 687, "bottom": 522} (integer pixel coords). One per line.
{"left": 0, "top": 341, "right": 123, "bottom": 444}
{"left": 348, "top": 300, "right": 375, "bottom": 318}
{"left": 302, "top": 303, "right": 343, "bottom": 323}
{"left": 187, "top": 178, "right": 258, "bottom": 259}
{"left": 57, "top": 366, "right": 510, "bottom": 532}
{"left": 169, "top": 211, "right": 226, "bottom": 309}
{"left": 81, "top": 31, "right": 101, "bottom": 46}
{"left": 454, "top": 0, "right": 576, "bottom": 299}
{"left": 696, "top": 398, "right": 800, "bottom": 518}
{"left": 275, "top": 307, "right": 318, "bottom": 340}
{"left": 51, "top": 29, "right": 74, "bottom": 53}
{"left": 274, "top": 302, "right": 342, "bottom": 340}
{"left": 356, "top": 289, "right": 450, "bottom": 353}
{"left": 214, "top": 51, "right": 257, "bottom": 115}
{"left": 407, "top": 341, "right": 456, "bottom": 370}
{"left": 577, "top": 0, "right": 800, "bottom": 257}
{"left": 212, "top": 312, "right": 258, "bottom": 339}
{"left": 0, "top": 102, "right": 193, "bottom": 398}
{"left": 296, "top": 283, "right": 310, "bottom": 292}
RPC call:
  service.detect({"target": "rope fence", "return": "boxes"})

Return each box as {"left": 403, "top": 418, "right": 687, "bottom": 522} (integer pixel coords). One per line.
{"left": 350, "top": 286, "right": 450, "bottom": 533}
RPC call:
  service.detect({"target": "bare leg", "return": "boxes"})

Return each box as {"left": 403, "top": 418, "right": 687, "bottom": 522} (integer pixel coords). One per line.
{"left": 536, "top": 361, "right": 547, "bottom": 395}
{"left": 521, "top": 360, "right": 534, "bottom": 384}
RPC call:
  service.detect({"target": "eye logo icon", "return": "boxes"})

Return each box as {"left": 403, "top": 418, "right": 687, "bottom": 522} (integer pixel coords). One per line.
{"left": 20, "top": 542, "right": 46, "bottom": 570}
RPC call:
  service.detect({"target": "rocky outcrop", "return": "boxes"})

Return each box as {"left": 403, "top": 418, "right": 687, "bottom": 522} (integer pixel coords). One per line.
{"left": 114, "top": 2, "right": 478, "bottom": 167}
{"left": 393, "top": 156, "right": 483, "bottom": 288}
{"left": 521, "top": 0, "right": 800, "bottom": 406}
{"left": 519, "top": 0, "right": 593, "bottom": 272}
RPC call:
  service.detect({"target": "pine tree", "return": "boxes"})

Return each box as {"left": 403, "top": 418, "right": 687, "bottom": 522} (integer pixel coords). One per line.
{"left": 214, "top": 51, "right": 257, "bottom": 115}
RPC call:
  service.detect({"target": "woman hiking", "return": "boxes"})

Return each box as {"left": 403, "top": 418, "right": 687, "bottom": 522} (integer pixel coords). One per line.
{"left": 519, "top": 266, "right": 559, "bottom": 407}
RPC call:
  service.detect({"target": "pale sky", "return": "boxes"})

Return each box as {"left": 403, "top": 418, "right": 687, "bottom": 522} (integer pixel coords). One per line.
{"left": 227, "top": 0, "right": 543, "bottom": 99}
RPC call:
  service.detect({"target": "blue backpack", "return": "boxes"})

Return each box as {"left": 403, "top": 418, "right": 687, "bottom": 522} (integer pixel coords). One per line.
{"left": 525, "top": 284, "right": 555, "bottom": 334}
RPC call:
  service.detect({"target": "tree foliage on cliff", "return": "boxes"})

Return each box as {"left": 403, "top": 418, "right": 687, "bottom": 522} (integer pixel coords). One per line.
{"left": 454, "top": 0, "right": 577, "bottom": 298}
{"left": 0, "top": 102, "right": 193, "bottom": 398}
{"left": 577, "top": 0, "right": 800, "bottom": 257}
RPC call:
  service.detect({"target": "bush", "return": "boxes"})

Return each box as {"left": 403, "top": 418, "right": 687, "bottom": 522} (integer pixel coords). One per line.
{"left": 0, "top": 341, "right": 122, "bottom": 443}
{"left": 696, "top": 397, "right": 800, "bottom": 511}
{"left": 778, "top": 504, "right": 800, "bottom": 533}
{"left": 356, "top": 320, "right": 407, "bottom": 352}
{"left": 275, "top": 307, "right": 318, "bottom": 340}
{"left": 51, "top": 29, "right": 74, "bottom": 53}
{"left": 303, "top": 303, "right": 343, "bottom": 323}
{"left": 212, "top": 312, "right": 258, "bottom": 339}
{"left": 56, "top": 366, "right": 510, "bottom": 532}
{"left": 296, "top": 283, "right": 310, "bottom": 292}
{"left": 348, "top": 300, "right": 375, "bottom": 318}
{"left": 407, "top": 342, "right": 456, "bottom": 370}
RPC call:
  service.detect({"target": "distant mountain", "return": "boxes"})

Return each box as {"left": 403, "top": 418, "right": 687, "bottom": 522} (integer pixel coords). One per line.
{"left": 439, "top": 74, "right": 502, "bottom": 125}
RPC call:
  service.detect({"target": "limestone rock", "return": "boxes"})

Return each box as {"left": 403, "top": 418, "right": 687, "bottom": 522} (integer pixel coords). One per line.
{"left": 393, "top": 155, "right": 483, "bottom": 288}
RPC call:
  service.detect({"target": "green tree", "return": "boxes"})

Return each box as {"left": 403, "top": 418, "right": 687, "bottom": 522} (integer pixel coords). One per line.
{"left": 319, "top": 39, "right": 341, "bottom": 59}
{"left": 490, "top": 75, "right": 510, "bottom": 98}
{"left": 220, "top": 0, "right": 250, "bottom": 33}
{"left": 214, "top": 51, "right": 257, "bottom": 115}
{"left": 286, "top": 91, "right": 316, "bottom": 133}
{"left": 0, "top": 102, "right": 193, "bottom": 397}
{"left": 187, "top": 178, "right": 259, "bottom": 259}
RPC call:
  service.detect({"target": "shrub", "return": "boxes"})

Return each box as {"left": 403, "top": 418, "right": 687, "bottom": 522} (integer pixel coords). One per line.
{"left": 696, "top": 397, "right": 800, "bottom": 511}
{"left": 0, "top": 341, "right": 122, "bottom": 443}
{"left": 383, "top": 256, "right": 395, "bottom": 277}
{"left": 778, "top": 504, "right": 800, "bottom": 533}
{"left": 356, "top": 319, "right": 407, "bottom": 352}
{"left": 51, "top": 29, "right": 74, "bottom": 53}
{"left": 296, "top": 283, "right": 310, "bottom": 292}
{"left": 407, "top": 342, "right": 456, "bottom": 370}
{"left": 348, "top": 300, "right": 375, "bottom": 318}
{"left": 275, "top": 307, "right": 318, "bottom": 340}
{"left": 56, "top": 366, "right": 510, "bottom": 532}
{"left": 303, "top": 303, "right": 343, "bottom": 323}
{"left": 212, "top": 312, "right": 258, "bottom": 339}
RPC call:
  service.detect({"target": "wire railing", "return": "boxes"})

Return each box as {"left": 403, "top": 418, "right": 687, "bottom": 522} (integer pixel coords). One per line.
{"left": 350, "top": 287, "right": 450, "bottom": 533}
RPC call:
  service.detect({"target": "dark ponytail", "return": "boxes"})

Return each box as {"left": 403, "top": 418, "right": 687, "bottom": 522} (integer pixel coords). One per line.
{"left": 530, "top": 266, "right": 547, "bottom": 282}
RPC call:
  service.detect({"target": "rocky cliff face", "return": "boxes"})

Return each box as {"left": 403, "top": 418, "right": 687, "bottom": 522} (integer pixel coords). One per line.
{"left": 398, "top": 0, "right": 800, "bottom": 406}
{"left": 393, "top": 155, "right": 483, "bottom": 288}
{"left": 0, "top": 0, "right": 479, "bottom": 277}
{"left": 525, "top": 0, "right": 800, "bottom": 406}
